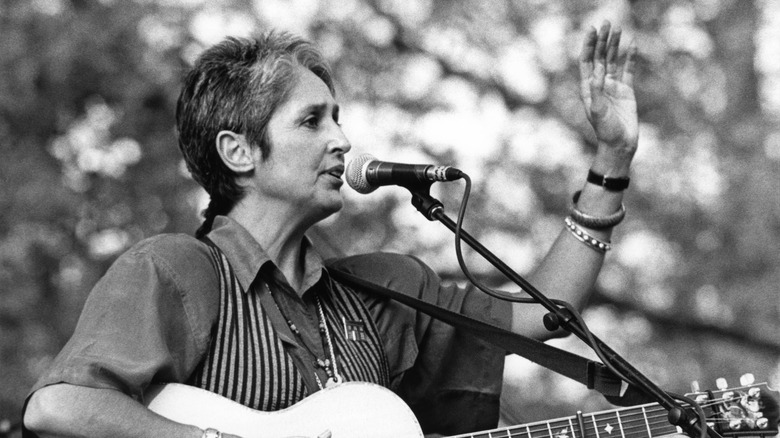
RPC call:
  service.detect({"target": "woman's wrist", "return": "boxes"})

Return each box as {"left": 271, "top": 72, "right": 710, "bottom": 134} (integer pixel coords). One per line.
{"left": 573, "top": 177, "right": 626, "bottom": 218}
{"left": 579, "top": 148, "right": 634, "bottom": 215}
{"left": 591, "top": 140, "right": 636, "bottom": 176}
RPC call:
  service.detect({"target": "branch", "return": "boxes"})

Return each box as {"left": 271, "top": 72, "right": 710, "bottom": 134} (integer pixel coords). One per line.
{"left": 588, "top": 292, "right": 780, "bottom": 354}
{"left": 363, "top": 0, "right": 539, "bottom": 110}
{"left": 438, "top": 272, "right": 780, "bottom": 354}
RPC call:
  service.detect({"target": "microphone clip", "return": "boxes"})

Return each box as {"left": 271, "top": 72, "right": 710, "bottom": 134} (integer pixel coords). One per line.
{"left": 408, "top": 183, "right": 444, "bottom": 221}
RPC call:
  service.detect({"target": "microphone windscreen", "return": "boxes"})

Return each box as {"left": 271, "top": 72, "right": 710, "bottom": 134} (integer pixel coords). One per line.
{"left": 345, "top": 154, "right": 377, "bottom": 194}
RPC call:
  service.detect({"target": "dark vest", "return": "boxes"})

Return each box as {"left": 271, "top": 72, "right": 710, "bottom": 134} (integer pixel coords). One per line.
{"left": 187, "top": 242, "right": 390, "bottom": 411}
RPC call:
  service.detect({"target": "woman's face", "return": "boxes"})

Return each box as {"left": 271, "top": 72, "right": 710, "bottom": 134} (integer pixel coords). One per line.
{"left": 252, "top": 66, "right": 351, "bottom": 222}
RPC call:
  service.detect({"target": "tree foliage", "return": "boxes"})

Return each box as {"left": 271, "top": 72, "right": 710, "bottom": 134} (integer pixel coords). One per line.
{"left": 1, "top": 0, "right": 778, "bottom": 433}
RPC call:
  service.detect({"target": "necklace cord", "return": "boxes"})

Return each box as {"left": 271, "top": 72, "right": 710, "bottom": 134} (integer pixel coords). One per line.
{"left": 316, "top": 293, "right": 343, "bottom": 384}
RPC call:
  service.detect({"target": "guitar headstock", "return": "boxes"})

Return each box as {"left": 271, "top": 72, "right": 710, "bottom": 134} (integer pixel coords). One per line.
{"left": 687, "top": 375, "right": 779, "bottom": 438}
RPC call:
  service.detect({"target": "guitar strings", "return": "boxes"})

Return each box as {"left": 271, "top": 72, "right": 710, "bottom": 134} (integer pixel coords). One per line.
{"left": 462, "top": 394, "right": 761, "bottom": 438}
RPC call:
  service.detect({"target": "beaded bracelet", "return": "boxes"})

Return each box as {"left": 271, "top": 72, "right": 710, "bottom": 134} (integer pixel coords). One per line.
{"left": 564, "top": 216, "right": 612, "bottom": 253}
{"left": 202, "top": 428, "right": 222, "bottom": 438}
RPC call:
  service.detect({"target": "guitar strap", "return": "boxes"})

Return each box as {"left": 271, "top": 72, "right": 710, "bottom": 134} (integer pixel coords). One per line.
{"left": 329, "top": 267, "right": 654, "bottom": 407}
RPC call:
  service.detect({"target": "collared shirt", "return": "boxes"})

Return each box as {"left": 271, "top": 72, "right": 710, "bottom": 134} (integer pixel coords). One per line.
{"left": 206, "top": 216, "right": 340, "bottom": 391}
{"left": 27, "top": 216, "right": 511, "bottom": 434}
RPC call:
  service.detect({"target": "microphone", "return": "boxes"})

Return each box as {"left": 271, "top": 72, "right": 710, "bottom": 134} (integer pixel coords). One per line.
{"left": 345, "top": 154, "right": 464, "bottom": 194}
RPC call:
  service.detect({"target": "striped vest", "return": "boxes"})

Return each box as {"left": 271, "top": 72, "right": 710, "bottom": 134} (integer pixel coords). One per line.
{"left": 187, "top": 242, "right": 390, "bottom": 411}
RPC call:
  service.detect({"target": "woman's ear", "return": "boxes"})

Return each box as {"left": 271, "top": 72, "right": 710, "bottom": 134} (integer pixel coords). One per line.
{"left": 215, "top": 130, "right": 255, "bottom": 173}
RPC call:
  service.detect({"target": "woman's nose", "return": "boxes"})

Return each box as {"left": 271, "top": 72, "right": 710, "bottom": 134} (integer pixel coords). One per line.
{"left": 328, "top": 124, "right": 351, "bottom": 154}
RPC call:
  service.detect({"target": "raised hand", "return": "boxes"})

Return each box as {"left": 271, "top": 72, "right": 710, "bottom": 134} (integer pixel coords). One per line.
{"left": 579, "top": 21, "right": 639, "bottom": 157}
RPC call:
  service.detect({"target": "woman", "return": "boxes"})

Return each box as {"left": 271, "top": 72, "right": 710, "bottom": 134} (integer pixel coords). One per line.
{"left": 24, "top": 22, "right": 638, "bottom": 437}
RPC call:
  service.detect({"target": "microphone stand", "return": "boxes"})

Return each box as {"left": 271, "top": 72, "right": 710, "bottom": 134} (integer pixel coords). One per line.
{"left": 407, "top": 183, "right": 717, "bottom": 438}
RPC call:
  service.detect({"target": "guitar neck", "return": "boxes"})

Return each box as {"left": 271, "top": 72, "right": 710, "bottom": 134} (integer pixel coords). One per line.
{"left": 144, "top": 380, "right": 776, "bottom": 438}
{"left": 448, "top": 381, "right": 779, "bottom": 438}
{"left": 448, "top": 403, "right": 679, "bottom": 438}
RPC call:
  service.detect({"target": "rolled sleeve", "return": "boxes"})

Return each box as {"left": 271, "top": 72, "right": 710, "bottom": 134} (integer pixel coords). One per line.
{"left": 28, "top": 234, "right": 218, "bottom": 400}
{"left": 329, "top": 252, "right": 512, "bottom": 434}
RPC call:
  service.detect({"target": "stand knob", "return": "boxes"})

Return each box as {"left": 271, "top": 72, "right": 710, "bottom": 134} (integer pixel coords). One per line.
{"left": 667, "top": 407, "right": 687, "bottom": 426}
{"left": 543, "top": 313, "right": 561, "bottom": 331}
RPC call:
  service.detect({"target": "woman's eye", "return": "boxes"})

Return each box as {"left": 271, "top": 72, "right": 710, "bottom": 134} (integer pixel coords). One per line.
{"left": 303, "top": 116, "right": 319, "bottom": 128}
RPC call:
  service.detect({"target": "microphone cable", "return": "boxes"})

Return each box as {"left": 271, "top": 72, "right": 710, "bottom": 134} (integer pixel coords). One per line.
{"left": 450, "top": 173, "right": 710, "bottom": 438}
{"left": 451, "top": 172, "right": 634, "bottom": 385}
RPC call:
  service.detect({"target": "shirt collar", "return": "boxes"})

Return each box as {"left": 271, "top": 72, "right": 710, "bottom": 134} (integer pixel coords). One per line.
{"left": 206, "top": 215, "right": 325, "bottom": 296}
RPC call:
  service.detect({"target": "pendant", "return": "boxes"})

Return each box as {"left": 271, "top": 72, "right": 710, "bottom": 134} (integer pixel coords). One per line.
{"left": 325, "top": 377, "right": 338, "bottom": 388}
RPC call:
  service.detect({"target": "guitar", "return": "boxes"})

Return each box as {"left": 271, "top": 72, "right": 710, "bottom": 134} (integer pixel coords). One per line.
{"left": 144, "top": 380, "right": 779, "bottom": 438}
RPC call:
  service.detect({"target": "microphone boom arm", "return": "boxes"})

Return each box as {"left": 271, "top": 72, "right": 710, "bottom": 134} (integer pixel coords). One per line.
{"left": 405, "top": 184, "right": 717, "bottom": 438}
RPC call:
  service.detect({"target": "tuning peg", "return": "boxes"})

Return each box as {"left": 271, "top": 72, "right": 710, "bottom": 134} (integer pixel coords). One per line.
{"left": 716, "top": 378, "right": 728, "bottom": 390}
{"left": 740, "top": 373, "right": 755, "bottom": 386}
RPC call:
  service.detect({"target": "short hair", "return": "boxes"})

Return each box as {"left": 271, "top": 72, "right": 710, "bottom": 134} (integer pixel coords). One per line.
{"left": 175, "top": 31, "right": 335, "bottom": 237}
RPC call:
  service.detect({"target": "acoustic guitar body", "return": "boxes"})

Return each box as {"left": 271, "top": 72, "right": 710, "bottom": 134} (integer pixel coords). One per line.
{"left": 145, "top": 382, "right": 425, "bottom": 438}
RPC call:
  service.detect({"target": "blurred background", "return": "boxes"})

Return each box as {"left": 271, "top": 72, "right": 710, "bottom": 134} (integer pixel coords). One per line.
{"left": 1, "top": 0, "right": 779, "bottom": 435}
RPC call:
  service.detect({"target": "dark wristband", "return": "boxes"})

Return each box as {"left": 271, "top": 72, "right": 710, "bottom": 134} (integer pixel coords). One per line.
{"left": 587, "top": 169, "right": 630, "bottom": 191}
